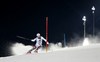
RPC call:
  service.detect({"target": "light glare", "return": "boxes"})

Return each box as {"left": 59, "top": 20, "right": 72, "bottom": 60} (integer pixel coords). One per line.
{"left": 82, "top": 16, "right": 86, "bottom": 21}
{"left": 83, "top": 38, "right": 90, "bottom": 46}
{"left": 92, "top": 6, "right": 95, "bottom": 10}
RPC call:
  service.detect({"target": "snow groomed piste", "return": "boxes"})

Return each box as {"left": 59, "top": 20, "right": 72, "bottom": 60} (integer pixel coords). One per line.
{"left": 0, "top": 43, "right": 100, "bottom": 62}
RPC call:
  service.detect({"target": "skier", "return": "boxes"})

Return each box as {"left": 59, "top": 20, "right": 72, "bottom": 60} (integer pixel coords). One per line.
{"left": 27, "top": 33, "right": 49, "bottom": 54}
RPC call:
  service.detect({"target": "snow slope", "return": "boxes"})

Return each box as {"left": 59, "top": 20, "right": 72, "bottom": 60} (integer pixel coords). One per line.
{"left": 0, "top": 44, "right": 100, "bottom": 62}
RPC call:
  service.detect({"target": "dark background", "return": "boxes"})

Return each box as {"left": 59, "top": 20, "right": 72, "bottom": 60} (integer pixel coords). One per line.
{"left": 0, "top": 0, "right": 100, "bottom": 57}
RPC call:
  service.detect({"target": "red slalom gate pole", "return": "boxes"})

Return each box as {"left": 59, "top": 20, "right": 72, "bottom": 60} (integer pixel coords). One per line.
{"left": 46, "top": 17, "right": 48, "bottom": 52}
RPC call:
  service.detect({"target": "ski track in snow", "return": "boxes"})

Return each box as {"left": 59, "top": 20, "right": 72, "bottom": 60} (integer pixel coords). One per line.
{"left": 0, "top": 44, "right": 100, "bottom": 62}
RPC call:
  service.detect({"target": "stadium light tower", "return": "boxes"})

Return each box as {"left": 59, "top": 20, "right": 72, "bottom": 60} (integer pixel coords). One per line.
{"left": 82, "top": 16, "right": 86, "bottom": 39}
{"left": 92, "top": 6, "right": 95, "bottom": 37}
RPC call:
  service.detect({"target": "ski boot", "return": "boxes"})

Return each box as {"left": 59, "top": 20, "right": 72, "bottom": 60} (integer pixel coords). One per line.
{"left": 34, "top": 50, "right": 38, "bottom": 53}
{"left": 27, "top": 52, "right": 31, "bottom": 54}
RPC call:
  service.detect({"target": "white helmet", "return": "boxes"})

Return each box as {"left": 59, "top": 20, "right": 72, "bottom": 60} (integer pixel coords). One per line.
{"left": 36, "top": 33, "right": 40, "bottom": 37}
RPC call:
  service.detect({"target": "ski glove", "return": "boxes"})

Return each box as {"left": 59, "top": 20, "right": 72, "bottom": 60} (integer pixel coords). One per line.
{"left": 47, "top": 42, "right": 49, "bottom": 44}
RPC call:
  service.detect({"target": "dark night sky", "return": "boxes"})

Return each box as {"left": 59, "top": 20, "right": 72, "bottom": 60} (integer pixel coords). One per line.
{"left": 0, "top": 0, "right": 100, "bottom": 57}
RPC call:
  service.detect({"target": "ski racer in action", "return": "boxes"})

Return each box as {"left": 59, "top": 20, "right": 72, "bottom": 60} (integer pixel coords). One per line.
{"left": 27, "top": 33, "right": 49, "bottom": 54}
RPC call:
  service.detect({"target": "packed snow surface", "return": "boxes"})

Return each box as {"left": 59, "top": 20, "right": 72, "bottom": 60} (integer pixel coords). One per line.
{"left": 0, "top": 44, "right": 100, "bottom": 62}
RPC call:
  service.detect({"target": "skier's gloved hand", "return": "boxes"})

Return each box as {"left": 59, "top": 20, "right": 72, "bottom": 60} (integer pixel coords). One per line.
{"left": 47, "top": 42, "right": 49, "bottom": 44}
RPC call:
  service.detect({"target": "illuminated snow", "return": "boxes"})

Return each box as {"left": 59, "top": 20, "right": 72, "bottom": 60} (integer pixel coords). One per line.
{"left": 0, "top": 43, "right": 100, "bottom": 62}
{"left": 83, "top": 38, "right": 90, "bottom": 46}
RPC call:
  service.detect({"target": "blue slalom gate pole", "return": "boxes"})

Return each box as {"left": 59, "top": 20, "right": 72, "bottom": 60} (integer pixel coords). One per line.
{"left": 64, "top": 34, "right": 66, "bottom": 47}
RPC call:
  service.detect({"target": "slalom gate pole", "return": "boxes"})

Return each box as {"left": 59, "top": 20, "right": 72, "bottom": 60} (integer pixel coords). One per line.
{"left": 64, "top": 34, "right": 66, "bottom": 47}
{"left": 46, "top": 17, "right": 48, "bottom": 52}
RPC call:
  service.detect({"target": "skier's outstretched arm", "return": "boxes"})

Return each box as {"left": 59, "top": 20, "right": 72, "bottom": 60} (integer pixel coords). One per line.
{"left": 31, "top": 38, "right": 36, "bottom": 42}
{"left": 42, "top": 37, "right": 49, "bottom": 44}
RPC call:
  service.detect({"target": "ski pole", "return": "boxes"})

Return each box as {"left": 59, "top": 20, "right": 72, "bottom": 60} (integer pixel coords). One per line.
{"left": 17, "top": 36, "right": 31, "bottom": 40}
